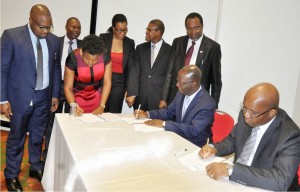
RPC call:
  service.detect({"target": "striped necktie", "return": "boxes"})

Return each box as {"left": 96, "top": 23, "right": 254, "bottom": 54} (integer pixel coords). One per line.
{"left": 151, "top": 44, "right": 156, "bottom": 68}
{"left": 236, "top": 127, "right": 260, "bottom": 165}
{"left": 68, "top": 41, "right": 73, "bottom": 54}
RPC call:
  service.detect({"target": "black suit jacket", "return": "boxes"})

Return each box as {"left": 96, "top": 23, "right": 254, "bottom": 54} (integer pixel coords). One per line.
{"left": 99, "top": 32, "right": 135, "bottom": 86}
{"left": 59, "top": 36, "right": 82, "bottom": 56}
{"left": 213, "top": 109, "right": 300, "bottom": 191}
{"left": 162, "top": 35, "right": 222, "bottom": 107}
{"left": 127, "top": 41, "right": 171, "bottom": 110}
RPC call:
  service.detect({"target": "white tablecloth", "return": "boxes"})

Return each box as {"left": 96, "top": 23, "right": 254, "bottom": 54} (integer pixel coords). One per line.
{"left": 42, "top": 113, "right": 264, "bottom": 191}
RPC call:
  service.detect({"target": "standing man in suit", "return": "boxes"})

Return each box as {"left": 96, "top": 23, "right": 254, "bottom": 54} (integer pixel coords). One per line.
{"left": 0, "top": 4, "right": 61, "bottom": 191}
{"left": 136, "top": 65, "right": 216, "bottom": 147}
{"left": 126, "top": 19, "right": 171, "bottom": 111}
{"left": 44, "top": 17, "right": 81, "bottom": 160}
{"left": 161, "top": 12, "right": 222, "bottom": 108}
{"left": 199, "top": 83, "right": 300, "bottom": 191}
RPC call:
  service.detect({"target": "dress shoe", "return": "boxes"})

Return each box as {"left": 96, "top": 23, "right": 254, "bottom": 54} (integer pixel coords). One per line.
{"left": 5, "top": 177, "right": 23, "bottom": 191}
{"left": 29, "top": 169, "right": 43, "bottom": 182}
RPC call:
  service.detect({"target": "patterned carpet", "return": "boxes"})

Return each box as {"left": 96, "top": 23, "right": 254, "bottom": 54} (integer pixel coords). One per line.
{"left": 0, "top": 130, "right": 44, "bottom": 191}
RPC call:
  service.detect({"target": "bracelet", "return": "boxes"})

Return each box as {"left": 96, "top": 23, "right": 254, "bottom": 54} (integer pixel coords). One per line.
{"left": 100, "top": 104, "right": 105, "bottom": 109}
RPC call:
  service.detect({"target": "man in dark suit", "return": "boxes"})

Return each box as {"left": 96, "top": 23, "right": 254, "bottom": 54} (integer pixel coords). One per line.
{"left": 161, "top": 12, "right": 222, "bottom": 108}
{"left": 126, "top": 19, "right": 171, "bottom": 111}
{"left": 44, "top": 17, "right": 82, "bottom": 160}
{"left": 0, "top": 4, "right": 61, "bottom": 191}
{"left": 135, "top": 65, "right": 216, "bottom": 147}
{"left": 199, "top": 83, "right": 300, "bottom": 191}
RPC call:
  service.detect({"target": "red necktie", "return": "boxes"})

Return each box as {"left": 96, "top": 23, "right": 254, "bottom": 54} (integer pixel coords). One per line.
{"left": 184, "top": 41, "right": 195, "bottom": 66}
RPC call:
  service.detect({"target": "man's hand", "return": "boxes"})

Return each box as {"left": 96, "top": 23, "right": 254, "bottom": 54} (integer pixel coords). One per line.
{"left": 198, "top": 145, "right": 217, "bottom": 159}
{"left": 144, "top": 119, "right": 164, "bottom": 128}
{"left": 134, "top": 109, "right": 148, "bottom": 119}
{"left": 159, "top": 100, "right": 167, "bottom": 109}
{"left": 0, "top": 102, "right": 13, "bottom": 118}
{"left": 206, "top": 162, "right": 229, "bottom": 180}
{"left": 126, "top": 96, "right": 135, "bottom": 107}
{"left": 50, "top": 98, "right": 59, "bottom": 112}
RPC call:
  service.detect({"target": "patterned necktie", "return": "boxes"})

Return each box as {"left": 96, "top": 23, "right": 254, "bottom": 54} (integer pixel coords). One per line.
{"left": 68, "top": 41, "right": 73, "bottom": 54}
{"left": 236, "top": 127, "right": 260, "bottom": 165}
{"left": 184, "top": 41, "right": 195, "bottom": 66}
{"left": 151, "top": 44, "right": 156, "bottom": 67}
{"left": 36, "top": 38, "right": 43, "bottom": 89}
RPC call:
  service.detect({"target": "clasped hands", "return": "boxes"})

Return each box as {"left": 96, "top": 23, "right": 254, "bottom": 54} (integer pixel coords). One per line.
{"left": 133, "top": 109, "right": 164, "bottom": 128}
{"left": 198, "top": 145, "right": 230, "bottom": 180}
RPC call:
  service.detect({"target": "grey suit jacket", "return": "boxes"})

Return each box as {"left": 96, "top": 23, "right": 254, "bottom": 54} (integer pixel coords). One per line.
{"left": 213, "top": 109, "right": 300, "bottom": 191}
{"left": 162, "top": 35, "right": 222, "bottom": 108}
{"left": 127, "top": 40, "right": 171, "bottom": 110}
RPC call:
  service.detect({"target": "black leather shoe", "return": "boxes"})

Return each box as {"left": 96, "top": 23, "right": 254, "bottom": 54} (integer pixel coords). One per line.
{"left": 29, "top": 170, "right": 43, "bottom": 182}
{"left": 5, "top": 177, "right": 23, "bottom": 191}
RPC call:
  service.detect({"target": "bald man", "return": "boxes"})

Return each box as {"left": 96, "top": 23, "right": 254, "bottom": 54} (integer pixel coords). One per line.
{"left": 1, "top": 4, "right": 61, "bottom": 190}
{"left": 199, "top": 83, "right": 300, "bottom": 191}
{"left": 135, "top": 65, "right": 216, "bottom": 147}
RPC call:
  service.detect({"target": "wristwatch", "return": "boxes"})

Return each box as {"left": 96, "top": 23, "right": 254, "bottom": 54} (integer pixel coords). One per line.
{"left": 100, "top": 104, "right": 105, "bottom": 109}
{"left": 162, "top": 121, "right": 166, "bottom": 127}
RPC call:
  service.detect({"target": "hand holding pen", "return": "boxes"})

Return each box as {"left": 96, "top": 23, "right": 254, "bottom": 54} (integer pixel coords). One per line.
{"left": 198, "top": 138, "right": 217, "bottom": 159}
{"left": 135, "top": 104, "right": 141, "bottom": 119}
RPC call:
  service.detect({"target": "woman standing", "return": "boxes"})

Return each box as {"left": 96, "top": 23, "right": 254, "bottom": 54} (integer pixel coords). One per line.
{"left": 100, "top": 14, "right": 135, "bottom": 113}
{"left": 64, "top": 34, "right": 112, "bottom": 115}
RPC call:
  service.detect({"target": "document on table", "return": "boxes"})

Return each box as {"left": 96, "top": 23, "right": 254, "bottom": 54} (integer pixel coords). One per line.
{"left": 77, "top": 114, "right": 106, "bottom": 123}
{"left": 77, "top": 113, "right": 122, "bottom": 123}
{"left": 121, "top": 117, "right": 164, "bottom": 132}
{"left": 179, "top": 150, "right": 226, "bottom": 171}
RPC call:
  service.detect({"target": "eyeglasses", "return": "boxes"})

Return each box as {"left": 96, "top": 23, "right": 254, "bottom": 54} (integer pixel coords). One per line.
{"left": 240, "top": 103, "right": 276, "bottom": 118}
{"left": 31, "top": 18, "right": 54, "bottom": 31}
{"left": 146, "top": 27, "right": 159, "bottom": 32}
{"left": 177, "top": 80, "right": 194, "bottom": 86}
{"left": 114, "top": 28, "right": 128, "bottom": 33}
{"left": 186, "top": 26, "right": 202, "bottom": 32}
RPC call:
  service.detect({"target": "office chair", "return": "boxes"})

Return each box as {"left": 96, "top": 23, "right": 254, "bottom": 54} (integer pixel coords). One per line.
{"left": 211, "top": 110, "right": 234, "bottom": 143}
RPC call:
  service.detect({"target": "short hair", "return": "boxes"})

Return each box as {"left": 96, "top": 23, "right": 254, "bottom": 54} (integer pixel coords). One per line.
{"left": 185, "top": 12, "right": 203, "bottom": 27}
{"left": 81, "top": 34, "right": 104, "bottom": 55}
{"left": 149, "top": 19, "right": 165, "bottom": 35}
{"left": 183, "top": 65, "right": 202, "bottom": 85}
{"left": 66, "top": 17, "right": 80, "bottom": 25}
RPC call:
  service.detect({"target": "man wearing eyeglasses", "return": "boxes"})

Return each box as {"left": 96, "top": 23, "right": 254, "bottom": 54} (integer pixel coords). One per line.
{"left": 161, "top": 12, "right": 222, "bottom": 109}
{"left": 199, "top": 83, "right": 300, "bottom": 191}
{"left": 135, "top": 65, "right": 216, "bottom": 147}
{"left": 126, "top": 19, "right": 171, "bottom": 111}
{"left": 0, "top": 4, "right": 61, "bottom": 191}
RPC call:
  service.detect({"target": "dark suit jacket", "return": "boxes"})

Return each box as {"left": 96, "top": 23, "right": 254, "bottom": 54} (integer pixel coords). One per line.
{"left": 127, "top": 40, "right": 171, "bottom": 110}
{"left": 99, "top": 32, "right": 135, "bottom": 86}
{"left": 149, "top": 87, "right": 216, "bottom": 147}
{"left": 58, "top": 36, "right": 82, "bottom": 99}
{"left": 1, "top": 25, "right": 61, "bottom": 112}
{"left": 162, "top": 35, "right": 222, "bottom": 107}
{"left": 59, "top": 36, "right": 82, "bottom": 57}
{"left": 213, "top": 109, "right": 300, "bottom": 191}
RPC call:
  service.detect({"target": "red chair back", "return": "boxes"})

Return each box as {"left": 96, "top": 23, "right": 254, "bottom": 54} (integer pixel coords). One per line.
{"left": 211, "top": 110, "right": 234, "bottom": 143}
{"left": 298, "top": 164, "right": 300, "bottom": 185}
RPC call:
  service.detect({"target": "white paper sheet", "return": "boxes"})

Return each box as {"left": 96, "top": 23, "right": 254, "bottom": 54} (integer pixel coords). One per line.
{"left": 179, "top": 150, "right": 226, "bottom": 171}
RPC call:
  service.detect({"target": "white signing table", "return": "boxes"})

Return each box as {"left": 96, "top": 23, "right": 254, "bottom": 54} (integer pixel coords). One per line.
{"left": 42, "top": 113, "right": 264, "bottom": 191}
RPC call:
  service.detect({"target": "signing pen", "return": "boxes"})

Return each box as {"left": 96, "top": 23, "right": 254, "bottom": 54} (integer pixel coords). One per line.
{"left": 135, "top": 104, "right": 141, "bottom": 119}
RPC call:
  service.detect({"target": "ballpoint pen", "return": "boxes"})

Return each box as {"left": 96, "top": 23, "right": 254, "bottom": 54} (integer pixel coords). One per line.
{"left": 135, "top": 104, "right": 141, "bottom": 119}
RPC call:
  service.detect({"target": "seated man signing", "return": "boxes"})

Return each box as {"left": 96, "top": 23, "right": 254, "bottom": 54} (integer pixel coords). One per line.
{"left": 135, "top": 65, "right": 216, "bottom": 147}
{"left": 199, "top": 82, "right": 300, "bottom": 191}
